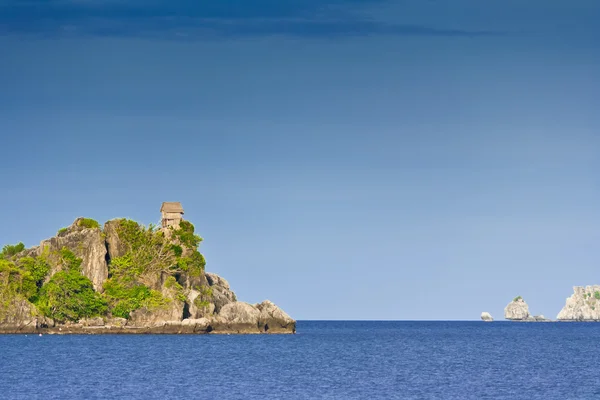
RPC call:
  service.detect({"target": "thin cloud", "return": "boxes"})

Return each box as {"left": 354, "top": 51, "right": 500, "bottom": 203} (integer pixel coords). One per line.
{"left": 0, "top": 0, "right": 502, "bottom": 39}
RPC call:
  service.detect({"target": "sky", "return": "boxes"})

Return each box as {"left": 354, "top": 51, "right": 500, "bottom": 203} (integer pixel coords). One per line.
{"left": 0, "top": 0, "right": 599, "bottom": 320}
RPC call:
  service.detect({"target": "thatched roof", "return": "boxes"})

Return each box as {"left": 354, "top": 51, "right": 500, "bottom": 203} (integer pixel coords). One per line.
{"left": 160, "top": 202, "right": 184, "bottom": 213}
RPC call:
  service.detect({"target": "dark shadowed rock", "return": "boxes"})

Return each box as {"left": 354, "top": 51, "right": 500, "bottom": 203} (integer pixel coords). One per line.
{"left": 103, "top": 219, "right": 129, "bottom": 261}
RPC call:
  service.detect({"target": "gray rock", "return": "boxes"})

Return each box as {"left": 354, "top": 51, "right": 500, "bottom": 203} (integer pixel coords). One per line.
{"left": 206, "top": 272, "right": 237, "bottom": 313}
{"left": 79, "top": 317, "right": 105, "bottom": 327}
{"left": 38, "top": 217, "right": 108, "bottom": 292}
{"left": 0, "top": 298, "right": 38, "bottom": 332}
{"left": 480, "top": 312, "right": 494, "bottom": 322}
{"left": 256, "top": 300, "right": 296, "bottom": 333}
{"left": 128, "top": 300, "right": 185, "bottom": 327}
{"left": 218, "top": 302, "right": 261, "bottom": 325}
{"left": 103, "top": 219, "right": 129, "bottom": 261}
{"left": 557, "top": 286, "right": 600, "bottom": 321}
{"left": 504, "top": 297, "right": 531, "bottom": 320}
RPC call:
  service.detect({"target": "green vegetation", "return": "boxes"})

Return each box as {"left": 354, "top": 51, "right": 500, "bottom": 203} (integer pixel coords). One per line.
{"left": 77, "top": 218, "right": 100, "bottom": 229}
{"left": 1, "top": 216, "right": 211, "bottom": 324}
{"left": 1, "top": 242, "right": 25, "bottom": 259}
{"left": 172, "top": 221, "right": 202, "bottom": 249}
{"left": 103, "top": 278, "right": 166, "bottom": 319}
{"left": 193, "top": 285, "right": 213, "bottom": 311}
{"left": 36, "top": 269, "right": 107, "bottom": 322}
{"left": 513, "top": 296, "right": 522, "bottom": 302}
{"left": 17, "top": 256, "right": 50, "bottom": 290}
{"left": 176, "top": 250, "right": 206, "bottom": 277}
{"left": 0, "top": 252, "right": 51, "bottom": 319}
{"left": 594, "top": 291, "right": 600, "bottom": 300}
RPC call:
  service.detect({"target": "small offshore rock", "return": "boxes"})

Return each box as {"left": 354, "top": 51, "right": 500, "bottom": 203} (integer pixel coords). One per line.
{"left": 480, "top": 312, "right": 494, "bottom": 322}
{"left": 504, "top": 297, "right": 531, "bottom": 320}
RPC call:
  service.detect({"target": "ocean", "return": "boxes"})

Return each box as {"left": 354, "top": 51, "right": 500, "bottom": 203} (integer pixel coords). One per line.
{"left": 1, "top": 321, "right": 599, "bottom": 399}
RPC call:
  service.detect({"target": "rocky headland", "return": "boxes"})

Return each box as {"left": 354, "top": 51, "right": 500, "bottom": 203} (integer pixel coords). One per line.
{"left": 0, "top": 211, "right": 295, "bottom": 334}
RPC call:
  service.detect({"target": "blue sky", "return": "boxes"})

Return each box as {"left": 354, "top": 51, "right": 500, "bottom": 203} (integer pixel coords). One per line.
{"left": 1, "top": 0, "right": 599, "bottom": 320}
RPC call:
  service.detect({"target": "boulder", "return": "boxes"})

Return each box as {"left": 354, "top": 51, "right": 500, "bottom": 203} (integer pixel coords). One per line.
{"left": 210, "top": 300, "right": 296, "bottom": 334}
{"left": 38, "top": 217, "right": 108, "bottom": 292}
{"left": 218, "top": 302, "right": 260, "bottom": 326}
{"left": 206, "top": 272, "right": 237, "bottom": 313}
{"left": 504, "top": 297, "right": 531, "bottom": 320}
{"left": 480, "top": 312, "right": 493, "bottom": 322}
{"left": 256, "top": 300, "right": 296, "bottom": 333}
{"left": 129, "top": 300, "right": 185, "bottom": 328}
{"left": 557, "top": 286, "right": 600, "bottom": 321}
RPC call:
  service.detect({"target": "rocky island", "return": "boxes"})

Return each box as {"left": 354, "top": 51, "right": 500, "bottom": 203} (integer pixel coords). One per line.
{"left": 0, "top": 202, "right": 295, "bottom": 334}
{"left": 557, "top": 286, "right": 600, "bottom": 321}
{"left": 503, "top": 296, "right": 550, "bottom": 322}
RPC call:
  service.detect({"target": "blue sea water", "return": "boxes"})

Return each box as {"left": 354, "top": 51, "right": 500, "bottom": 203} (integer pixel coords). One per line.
{"left": 1, "top": 321, "right": 600, "bottom": 399}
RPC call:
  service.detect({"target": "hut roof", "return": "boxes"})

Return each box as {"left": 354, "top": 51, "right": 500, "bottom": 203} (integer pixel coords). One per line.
{"left": 160, "top": 202, "right": 184, "bottom": 213}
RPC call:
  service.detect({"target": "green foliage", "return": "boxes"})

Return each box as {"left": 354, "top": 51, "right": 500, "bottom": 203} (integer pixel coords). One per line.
{"left": 113, "top": 219, "right": 176, "bottom": 280}
{"left": 165, "top": 276, "right": 187, "bottom": 302}
{"left": 177, "top": 251, "right": 206, "bottom": 277}
{"left": 104, "top": 252, "right": 171, "bottom": 318}
{"left": 1, "top": 242, "right": 25, "bottom": 258}
{"left": 0, "top": 259, "right": 37, "bottom": 306}
{"left": 58, "top": 248, "right": 82, "bottom": 272}
{"left": 170, "top": 245, "right": 183, "bottom": 257}
{"left": 172, "top": 221, "right": 202, "bottom": 249}
{"left": 17, "top": 256, "right": 50, "bottom": 290}
{"left": 193, "top": 285, "right": 213, "bottom": 311}
{"left": 102, "top": 279, "right": 166, "bottom": 319}
{"left": 78, "top": 218, "right": 100, "bottom": 229}
{"left": 513, "top": 296, "right": 522, "bottom": 302}
{"left": 57, "top": 227, "right": 68, "bottom": 235}
{"left": 36, "top": 270, "right": 107, "bottom": 322}
{"left": 594, "top": 291, "right": 600, "bottom": 300}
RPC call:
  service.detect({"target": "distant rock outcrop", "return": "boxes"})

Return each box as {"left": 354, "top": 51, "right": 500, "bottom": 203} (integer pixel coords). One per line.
{"left": 557, "top": 286, "right": 600, "bottom": 321}
{"left": 504, "top": 297, "right": 532, "bottom": 321}
{"left": 480, "top": 312, "right": 493, "bottom": 322}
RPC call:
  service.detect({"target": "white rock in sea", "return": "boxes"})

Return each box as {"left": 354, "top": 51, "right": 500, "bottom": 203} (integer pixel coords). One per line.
{"left": 480, "top": 312, "right": 493, "bottom": 322}
{"left": 557, "top": 286, "right": 600, "bottom": 321}
{"left": 504, "top": 297, "right": 531, "bottom": 320}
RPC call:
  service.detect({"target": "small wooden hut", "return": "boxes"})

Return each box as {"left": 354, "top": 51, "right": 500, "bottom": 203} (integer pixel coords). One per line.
{"left": 160, "top": 202, "right": 184, "bottom": 228}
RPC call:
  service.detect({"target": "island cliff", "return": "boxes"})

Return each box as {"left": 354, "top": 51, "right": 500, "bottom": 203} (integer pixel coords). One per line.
{"left": 557, "top": 286, "right": 600, "bottom": 321}
{"left": 0, "top": 206, "right": 295, "bottom": 334}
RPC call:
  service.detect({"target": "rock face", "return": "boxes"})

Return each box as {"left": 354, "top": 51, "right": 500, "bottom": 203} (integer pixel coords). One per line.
{"left": 103, "top": 219, "right": 129, "bottom": 261}
{"left": 480, "top": 312, "right": 493, "bottom": 322}
{"left": 504, "top": 297, "right": 531, "bottom": 320}
{"left": 0, "top": 298, "right": 38, "bottom": 332}
{"left": 557, "top": 286, "right": 600, "bottom": 321}
{"left": 38, "top": 217, "right": 108, "bottom": 292}
{"left": 206, "top": 272, "right": 237, "bottom": 313}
